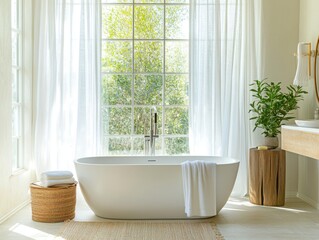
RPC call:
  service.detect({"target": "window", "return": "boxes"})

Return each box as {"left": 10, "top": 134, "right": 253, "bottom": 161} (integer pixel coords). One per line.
{"left": 11, "top": 0, "right": 23, "bottom": 170}
{"left": 11, "top": 0, "right": 32, "bottom": 171}
{"left": 101, "top": 0, "right": 190, "bottom": 155}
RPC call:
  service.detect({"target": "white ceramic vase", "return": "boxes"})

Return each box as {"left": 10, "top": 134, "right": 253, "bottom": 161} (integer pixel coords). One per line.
{"left": 265, "top": 136, "right": 279, "bottom": 148}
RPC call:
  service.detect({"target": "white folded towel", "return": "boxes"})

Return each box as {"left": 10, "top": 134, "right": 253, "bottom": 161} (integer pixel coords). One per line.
{"left": 40, "top": 177, "right": 76, "bottom": 187}
{"left": 40, "top": 170, "right": 73, "bottom": 181}
{"left": 181, "top": 160, "right": 216, "bottom": 217}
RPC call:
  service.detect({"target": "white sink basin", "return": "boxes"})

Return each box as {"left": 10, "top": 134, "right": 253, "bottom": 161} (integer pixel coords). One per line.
{"left": 295, "top": 119, "right": 319, "bottom": 128}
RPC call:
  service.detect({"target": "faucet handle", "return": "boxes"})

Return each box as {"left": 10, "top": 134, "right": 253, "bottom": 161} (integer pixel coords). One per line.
{"left": 154, "top": 112, "right": 157, "bottom": 123}
{"left": 154, "top": 112, "right": 158, "bottom": 135}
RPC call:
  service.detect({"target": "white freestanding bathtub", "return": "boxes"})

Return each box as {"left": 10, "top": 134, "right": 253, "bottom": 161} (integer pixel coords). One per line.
{"left": 74, "top": 156, "right": 239, "bottom": 219}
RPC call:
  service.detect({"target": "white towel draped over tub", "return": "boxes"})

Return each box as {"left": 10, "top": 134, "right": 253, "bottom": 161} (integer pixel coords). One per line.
{"left": 181, "top": 160, "right": 217, "bottom": 217}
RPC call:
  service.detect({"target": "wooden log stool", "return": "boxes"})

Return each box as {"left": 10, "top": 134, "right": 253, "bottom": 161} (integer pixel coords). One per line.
{"left": 249, "top": 148, "right": 286, "bottom": 206}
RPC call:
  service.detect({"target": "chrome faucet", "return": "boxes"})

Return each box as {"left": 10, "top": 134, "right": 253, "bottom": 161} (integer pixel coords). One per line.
{"left": 144, "top": 106, "right": 158, "bottom": 155}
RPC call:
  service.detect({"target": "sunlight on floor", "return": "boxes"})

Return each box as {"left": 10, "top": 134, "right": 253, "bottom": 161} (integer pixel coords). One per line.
{"left": 227, "top": 198, "right": 256, "bottom": 207}
{"left": 9, "top": 223, "right": 61, "bottom": 240}
{"left": 227, "top": 198, "right": 309, "bottom": 214}
{"left": 222, "top": 207, "right": 247, "bottom": 212}
{"left": 273, "top": 207, "right": 309, "bottom": 214}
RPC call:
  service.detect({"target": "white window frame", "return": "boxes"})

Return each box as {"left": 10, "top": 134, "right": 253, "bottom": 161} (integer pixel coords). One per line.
{"left": 11, "top": 0, "right": 32, "bottom": 173}
{"left": 102, "top": 1, "right": 190, "bottom": 155}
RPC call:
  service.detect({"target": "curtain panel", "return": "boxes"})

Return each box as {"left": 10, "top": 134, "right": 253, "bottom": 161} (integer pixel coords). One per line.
{"left": 33, "top": 0, "right": 262, "bottom": 196}
{"left": 33, "top": 0, "right": 101, "bottom": 177}
{"left": 189, "top": 0, "right": 262, "bottom": 195}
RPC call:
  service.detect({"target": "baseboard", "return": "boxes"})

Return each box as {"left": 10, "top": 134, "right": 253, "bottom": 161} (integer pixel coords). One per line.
{"left": 0, "top": 199, "right": 31, "bottom": 224}
{"left": 285, "top": 191, "right": 298, "bottom": 201}
{"left": 297, "top": 192, "right": 319, "bottom": 209}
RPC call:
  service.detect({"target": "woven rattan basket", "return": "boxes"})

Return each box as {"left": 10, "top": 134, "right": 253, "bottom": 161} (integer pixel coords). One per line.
{"left": 30, "top": 182, "right": 77, "bottom": 223}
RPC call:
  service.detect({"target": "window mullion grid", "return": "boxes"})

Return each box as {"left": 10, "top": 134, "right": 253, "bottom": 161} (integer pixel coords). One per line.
{"left": 187, "top": 2, "right": 190, "bottom": 154}
{"left": 11, "top": 0, "right": 23, "bottom": 170}
{"left": 11, "top": 28, "right": 21, "bottom": 34}
{"left": 102, "top": 1, "right": 190, "bottom": 155}
{"left": 102, "top": 71, "right": 188, "bottom": 75}
{"left": 103, "top": 3, "right": 189, "bottom": 6}
{"left": 162, "top": 0, "right": 166, "bottom": 155}
{"left": 103, "top": 103, "right": 189, "bottom": 107}
{"left": 12, "top": 103, "right": 22, "bottom": 138}
{"left": 17, "top": 0, "right": 23, "bottom": 168}
{"left": 131, "top": 1, "right": 135, "bottom": 153}
{"left": 102, "top": 39, "right": 188, "bottom": 41}
{"left": 12, "top": 66, "right": 21, "bottom": 70}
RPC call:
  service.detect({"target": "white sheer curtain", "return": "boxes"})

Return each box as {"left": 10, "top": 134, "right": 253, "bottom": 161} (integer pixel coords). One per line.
{"left": 189, "top": 0, "right": 262, "bottom": 195}
{"left": 33, "top": 0, "right": 101, "bottom": 177}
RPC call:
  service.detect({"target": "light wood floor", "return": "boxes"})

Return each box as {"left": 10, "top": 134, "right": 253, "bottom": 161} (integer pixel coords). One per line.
{"left": 1, "top": 192, "right": 319, "bottom": 240}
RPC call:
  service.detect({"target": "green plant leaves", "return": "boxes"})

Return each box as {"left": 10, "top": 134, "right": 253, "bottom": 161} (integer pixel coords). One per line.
{"left": 249, "top": 79, "right": 307, "bottom": 137}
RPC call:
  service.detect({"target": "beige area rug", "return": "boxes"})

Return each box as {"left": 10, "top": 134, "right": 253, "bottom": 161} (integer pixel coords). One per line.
{"left": 55, "top": 221, "right": 224, "bottom": 240}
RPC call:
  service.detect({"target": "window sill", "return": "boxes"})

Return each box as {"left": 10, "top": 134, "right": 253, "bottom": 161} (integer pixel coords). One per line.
{"left": 11, "top": 168, "right": 28, "bottom": 177}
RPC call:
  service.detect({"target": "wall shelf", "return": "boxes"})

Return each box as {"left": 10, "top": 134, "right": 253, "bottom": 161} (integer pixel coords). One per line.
{"left": 281, "top": 125, "right": 319, "bottom": 159}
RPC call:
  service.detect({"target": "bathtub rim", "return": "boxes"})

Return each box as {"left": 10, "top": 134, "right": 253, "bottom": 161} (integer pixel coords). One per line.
{"left": 75, "top": 155, "right": 240, "bottom": 166}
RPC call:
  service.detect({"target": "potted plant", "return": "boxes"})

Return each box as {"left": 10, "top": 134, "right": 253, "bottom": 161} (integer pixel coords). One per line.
{"left": 249, "top": 79, "right": 307, "bottom": 148}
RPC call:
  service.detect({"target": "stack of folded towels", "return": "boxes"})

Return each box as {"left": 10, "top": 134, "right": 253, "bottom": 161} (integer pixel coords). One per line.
{"left": 40, "top": 170, "right": 76, "bottom": 187}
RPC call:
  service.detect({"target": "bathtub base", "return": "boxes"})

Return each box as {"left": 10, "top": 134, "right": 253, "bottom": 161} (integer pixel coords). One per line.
{"left": 75, "top": 156, "right": 239, "bottom": 220}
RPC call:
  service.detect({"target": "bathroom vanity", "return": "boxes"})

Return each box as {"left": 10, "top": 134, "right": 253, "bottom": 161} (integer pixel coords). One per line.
{"left": 281, "top": 125, "right": 319, "bottom": 160}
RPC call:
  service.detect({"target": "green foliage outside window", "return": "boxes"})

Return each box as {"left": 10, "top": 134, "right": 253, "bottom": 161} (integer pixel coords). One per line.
{"left": 102, "top": 1, "right": 189, "bottom": 155}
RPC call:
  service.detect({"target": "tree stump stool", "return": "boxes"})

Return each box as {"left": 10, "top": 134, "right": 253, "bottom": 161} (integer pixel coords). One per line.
{"left": 249, "top": 148, "right": 286, "bottom": 206}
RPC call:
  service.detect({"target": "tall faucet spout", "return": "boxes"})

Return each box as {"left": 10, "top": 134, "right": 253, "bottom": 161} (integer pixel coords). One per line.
{"left": 145, "top": 106, "right": 159, "bottom": 155}
{"left": 150, "top": 107, "right": 158, "bottom": 155}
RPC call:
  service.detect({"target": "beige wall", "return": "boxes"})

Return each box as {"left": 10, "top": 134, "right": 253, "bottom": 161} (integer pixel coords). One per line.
{"left": 0, "top": 0, "right": 35, "bottom": 223}
{"left": 261, "top": 0, "right": 300, "bottom": 196}
{"left": 261, "top": 0, "right": 319, "bottom": 205}
{"left": 297, "top": 0, "right": 319, "bottom": 208}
